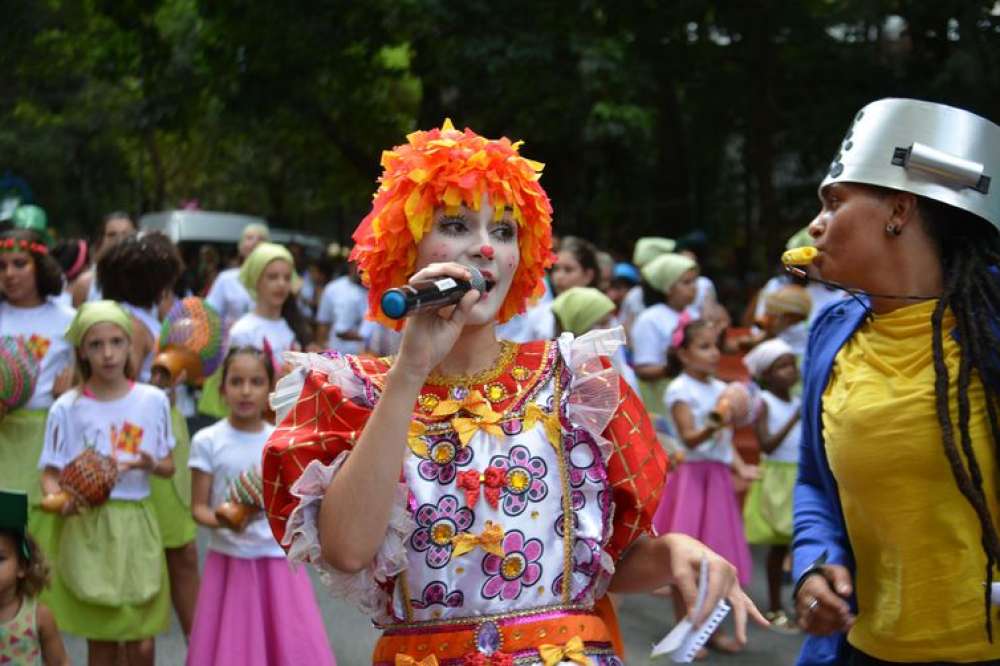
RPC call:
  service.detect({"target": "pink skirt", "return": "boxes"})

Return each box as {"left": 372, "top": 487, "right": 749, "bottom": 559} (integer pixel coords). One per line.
{"left": 187, "top": 550, "right": 337, "bottom": 666}
{"left": 652, "top": 460, "right": 752, "bottom": 586}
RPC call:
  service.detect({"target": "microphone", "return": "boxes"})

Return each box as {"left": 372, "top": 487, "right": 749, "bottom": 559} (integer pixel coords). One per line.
{"left": 380, "top": 266, "right": 487, "bottom": 320}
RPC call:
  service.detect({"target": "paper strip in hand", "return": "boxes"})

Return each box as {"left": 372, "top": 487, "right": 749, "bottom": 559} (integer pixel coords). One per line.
{"left": 650, "top": 557, "right": 732, "bottom": 663}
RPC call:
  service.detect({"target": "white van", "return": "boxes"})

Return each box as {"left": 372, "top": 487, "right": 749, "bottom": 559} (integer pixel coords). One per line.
{"left": 139, "top": 210, "right": 330, "bottom": 255}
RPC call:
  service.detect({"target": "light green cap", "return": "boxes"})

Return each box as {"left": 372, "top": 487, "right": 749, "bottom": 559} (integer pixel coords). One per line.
{"left": 640, "top": 253, "right": 697, "bottom": 293}
{"left": 65, "top": 300, "right": 133, "bottom": 346}
{"left": 551, "top": 287, "right": 616, "bottom": 336}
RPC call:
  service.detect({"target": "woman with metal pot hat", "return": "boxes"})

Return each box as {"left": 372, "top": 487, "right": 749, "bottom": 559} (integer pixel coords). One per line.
{"left": 790, "top": 99, "right": 1000, "bottom": 664}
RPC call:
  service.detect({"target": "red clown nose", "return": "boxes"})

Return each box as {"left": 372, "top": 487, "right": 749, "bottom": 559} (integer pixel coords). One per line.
{"left": 480, "top": 245, "right": 495, "bottom": 259}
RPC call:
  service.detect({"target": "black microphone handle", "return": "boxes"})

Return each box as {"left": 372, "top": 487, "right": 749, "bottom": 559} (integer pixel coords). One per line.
{"left": 381, "top": 266, "right": 486, "bottom": 319}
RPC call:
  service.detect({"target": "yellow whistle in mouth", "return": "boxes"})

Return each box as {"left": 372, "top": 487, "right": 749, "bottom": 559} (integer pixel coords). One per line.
{"left": 782, "top": 246, "right": 818, "bottom": 266}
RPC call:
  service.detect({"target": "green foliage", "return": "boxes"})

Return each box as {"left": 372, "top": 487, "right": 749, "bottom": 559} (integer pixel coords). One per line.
{"left": 1, "top": 0, "right": 997, "bottom": 285}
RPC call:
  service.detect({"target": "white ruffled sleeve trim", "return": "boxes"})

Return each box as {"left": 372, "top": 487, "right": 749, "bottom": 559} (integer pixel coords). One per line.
{"left": 270, "top": 351, "right": 367, "bottom": 423}
{"left": 283, "top": 452, "right": 413, "bottom": 624}
{"left": 556, "top": 327, "right": 625, "bottom": 463}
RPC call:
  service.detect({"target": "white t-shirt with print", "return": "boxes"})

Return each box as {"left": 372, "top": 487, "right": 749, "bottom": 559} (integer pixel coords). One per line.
{"left": 316, "top": 276, "right": 367, "bottom": 354}
{"left": 205, "top": 267, "right": 253, "bottom": 329}
{"left": 630, "top": 303, "right": 688, "bottom": 367}
{"left": 229, "top": 312, "right": 298, "bottom": 369}
{"left": 664, "top": 372, "right": 733, "bottom": 464}
{"left": 39, "top": 383, "right": 175, "bottom": 500}
{"left": 188, "top": 419, "right": 283, "bottom": 559}
{"left": 0, "top": 299, "right": 76, "bottom": 410}
{"left": 760, "top": 391, "right": 801, "bottom": 464}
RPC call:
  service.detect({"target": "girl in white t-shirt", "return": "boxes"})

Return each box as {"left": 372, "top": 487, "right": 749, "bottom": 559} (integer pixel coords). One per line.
{"left": 630, "top": 252, "right": 699, "bottom": 417}
{"left": 96, "top": 231, "right": 200, "bottom": 638}
{"left": 230, "top": 243, "right": 307, "bottom": 375}
{"left": 0, "top": 230, "right": 76, "bottom": 510}
{"left": 651, "top": 319, "right": 758, "bottom": 654}
{"left": 741, "top": 339, "right": 801, "bottom": 631}
{"left": 187, "top": 347, "right": 335, "bottom": 666}
{"left": 38, "top": 301, "right": 176, "bottom": 665}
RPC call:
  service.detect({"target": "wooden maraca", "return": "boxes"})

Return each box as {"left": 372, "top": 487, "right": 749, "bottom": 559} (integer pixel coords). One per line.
{"left": 215, "top": 468, "right": 264, "bottom": 532}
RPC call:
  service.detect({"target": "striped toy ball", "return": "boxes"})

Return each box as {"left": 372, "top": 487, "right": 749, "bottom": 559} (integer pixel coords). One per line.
{"left": 0, "top": 335, "right": 39, "bottom": 410}
{"left": 226, "top": 468, "right": 264, "bottom": 509}
{"left": 158, "top": 297, "right": 226, "bottom": 378}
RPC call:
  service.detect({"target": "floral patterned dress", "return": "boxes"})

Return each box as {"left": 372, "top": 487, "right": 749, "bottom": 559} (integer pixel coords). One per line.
{"left": 263, "top": 328, "right": 668, "bottom": 665}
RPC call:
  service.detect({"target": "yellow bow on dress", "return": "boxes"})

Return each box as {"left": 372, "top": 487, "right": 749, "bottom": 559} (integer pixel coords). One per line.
{"left": 538, "top": 636, "right": 592, "bottom": 666}
{"left": 395, "top": 654, "right": 439, "bottom": 666}
{"left": 407, "top": 421, "right": 429, "bottom": 457}
{"left": 451, "top": 520, "right": 505, "bottom": 558}
{"left": 432, "top": 390, "right": 504, "bottom": 446}
{"left": 522, "top": 402, "right": 562, "bottom": 450}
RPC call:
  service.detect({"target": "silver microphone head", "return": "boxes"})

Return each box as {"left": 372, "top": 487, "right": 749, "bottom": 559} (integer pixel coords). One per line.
{"left": 466, "top": 266, "right": 486, "bottom": 293}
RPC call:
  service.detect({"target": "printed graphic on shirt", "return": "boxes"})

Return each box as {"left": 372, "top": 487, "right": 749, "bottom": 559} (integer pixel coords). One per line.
{"left": 111, "top": 421, "right": 144, "bottom": 456}
{"left": 25, "top": 333, "right": 50, "bottom": 361}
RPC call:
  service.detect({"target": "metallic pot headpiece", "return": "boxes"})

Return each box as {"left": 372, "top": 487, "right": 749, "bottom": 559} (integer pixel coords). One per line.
{"left": 822, "top": 98, "right": 1000, "bottom": 229}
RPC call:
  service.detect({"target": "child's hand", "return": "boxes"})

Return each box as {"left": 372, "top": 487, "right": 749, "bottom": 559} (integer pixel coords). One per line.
{"left": 60, "top": 496, "right": 80, "bottom": 517}
{"left": 52, "top": 365, "right": 75, "bottom": 398}
{"left": 737, "top": 464, "right": 761, "bottom": 482}
{"left": 118, "top": 451, "right": 156, "bottom": 474}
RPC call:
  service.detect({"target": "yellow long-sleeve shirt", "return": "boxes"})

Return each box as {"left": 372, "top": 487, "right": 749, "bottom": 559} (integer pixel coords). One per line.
{"left": 824, "top": 299, "right": 1000, "bottom": 661}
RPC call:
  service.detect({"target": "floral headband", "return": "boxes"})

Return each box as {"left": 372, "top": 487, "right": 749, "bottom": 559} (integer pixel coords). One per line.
{"left": 350, "top": 119, "right": 555, "bottom": 329}
{"left": 0, "top": 238, "right": 48, "bottom": 255}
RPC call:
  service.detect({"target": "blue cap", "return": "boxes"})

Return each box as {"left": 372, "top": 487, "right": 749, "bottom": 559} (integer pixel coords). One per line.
{"left": 381, "top": 290, "right": 408, "bottom": 319}
{"left": 613, "top": 262, "right": 640, "bottom": 284}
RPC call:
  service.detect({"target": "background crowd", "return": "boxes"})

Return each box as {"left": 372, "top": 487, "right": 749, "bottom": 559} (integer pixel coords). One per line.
{"left": 0, "top": 199, "right": 825, "bottom": 663}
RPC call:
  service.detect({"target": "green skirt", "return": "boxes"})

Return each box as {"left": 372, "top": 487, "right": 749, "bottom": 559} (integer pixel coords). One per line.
{"left": 0, "top": 409, "right": 47, "bottom": 505}
{"left": 639, "top": 378, "right": 670, "bottom": 418}
{"left": 148, "top": 406, "right": 197, "bottom": 548}
{"left": 196, "top": 369, "right": 229, "bottom": 418}
{"left": 743, "top": 459, "right": 798, "bottom": 545}
{"left": 39, "top": 498, "right": 171, "bottom": 640}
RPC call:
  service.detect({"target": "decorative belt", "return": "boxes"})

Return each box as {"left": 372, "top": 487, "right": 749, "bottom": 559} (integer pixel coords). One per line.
{"left": 373, "top": 608, "right": 614, "bottom": 665}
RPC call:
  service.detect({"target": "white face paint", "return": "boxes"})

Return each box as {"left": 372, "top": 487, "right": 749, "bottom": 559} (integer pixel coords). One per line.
{"left": 414, "top": 195, "right": 520, "bottom": 327}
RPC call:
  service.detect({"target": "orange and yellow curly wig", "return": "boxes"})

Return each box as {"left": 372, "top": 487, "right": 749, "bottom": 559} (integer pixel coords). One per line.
{"left": 350, "top": 119, "right": 555, "bottom": 328}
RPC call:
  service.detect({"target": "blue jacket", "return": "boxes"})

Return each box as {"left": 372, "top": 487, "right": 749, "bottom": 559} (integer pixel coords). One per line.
{"left": 792, "top": 296, "right": 868, "bottom": 665}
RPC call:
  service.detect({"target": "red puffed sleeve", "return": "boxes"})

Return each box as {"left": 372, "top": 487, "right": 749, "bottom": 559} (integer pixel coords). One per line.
{"left": 263, "top": 368, "right": 374, "bottom": 548}
{"left": 603, "top": 377, "right": 670, "bottom": 562}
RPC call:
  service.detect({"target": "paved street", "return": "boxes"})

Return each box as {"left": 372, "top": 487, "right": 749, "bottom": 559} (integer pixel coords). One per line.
{"left": 63, "top": 539, "right": 804, "bottom": 664}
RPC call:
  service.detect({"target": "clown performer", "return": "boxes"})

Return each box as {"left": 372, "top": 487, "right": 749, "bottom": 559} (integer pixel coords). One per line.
{"left": 262, "top": 120, "right": 765, "bottom": 665}
{"left": 792, "top": 99, "right": 1000, "bottom": 664}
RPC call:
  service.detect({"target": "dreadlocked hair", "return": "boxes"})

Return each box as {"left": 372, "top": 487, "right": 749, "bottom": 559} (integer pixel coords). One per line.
{"left": 920, "top": 193, "right": 1000, "bottom": 642}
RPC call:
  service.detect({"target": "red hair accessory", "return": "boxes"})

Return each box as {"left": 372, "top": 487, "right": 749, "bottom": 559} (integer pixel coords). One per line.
{"left": 0, "top": 238, "right": 48, "bottom": 255}
{"left": 350, "top": 119, "right": 555, "bottom": 329}
{"left": 456, "top": 466, "right": 504, "bottom": 509}
{"left": 65, "top": 239, "right": 88, "bottom": 279}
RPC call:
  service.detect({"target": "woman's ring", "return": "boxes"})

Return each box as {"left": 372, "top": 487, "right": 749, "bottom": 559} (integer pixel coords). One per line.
{"left": 806, "top": 598, "right": 820, "bottom": 614}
